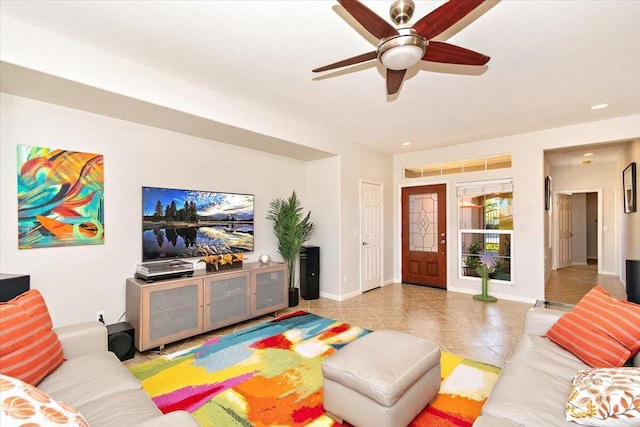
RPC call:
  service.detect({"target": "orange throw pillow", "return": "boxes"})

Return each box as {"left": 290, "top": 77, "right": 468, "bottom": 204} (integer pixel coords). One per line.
{"left": 0, "top": 290, "right": 64, "bottom": 385}
{"left": 546, "top": 286, "right": 640, "bottom": 368}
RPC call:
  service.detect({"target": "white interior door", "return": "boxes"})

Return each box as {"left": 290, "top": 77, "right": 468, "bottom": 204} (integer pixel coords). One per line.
{"left": 360, "top": 181, "right": 382, "bottom": 292}
{"left": 558, "top": 193, "right": 572, "bottom": 269}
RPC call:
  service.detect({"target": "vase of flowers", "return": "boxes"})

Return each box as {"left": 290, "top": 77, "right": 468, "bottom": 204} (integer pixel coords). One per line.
{"left": 473, "top": 255, "right": 498, "bottom": 302}
{"left": 200, "top": 253, "right": 244, "bottom": 272}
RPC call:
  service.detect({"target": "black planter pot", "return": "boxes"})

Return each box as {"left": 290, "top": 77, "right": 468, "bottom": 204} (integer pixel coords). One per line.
{"left": 288, "top": 288, "right": 299, "bottom": 307}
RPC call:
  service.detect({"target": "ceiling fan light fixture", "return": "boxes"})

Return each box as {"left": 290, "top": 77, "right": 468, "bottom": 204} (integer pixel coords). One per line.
{"left": 380, "top": 44, "right": 424, "bottom": 70}
{"left": 378, "top": 29, "right": 427, "bottom": 71}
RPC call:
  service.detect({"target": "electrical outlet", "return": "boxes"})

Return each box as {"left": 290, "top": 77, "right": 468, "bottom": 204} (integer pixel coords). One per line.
{"left": 96, "top": 310, "right": 105, "bottom": 323}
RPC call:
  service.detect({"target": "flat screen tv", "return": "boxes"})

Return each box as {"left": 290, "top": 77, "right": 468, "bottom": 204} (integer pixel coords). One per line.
{"left": 142, "top": 186, "right": 254, "bottom": 261}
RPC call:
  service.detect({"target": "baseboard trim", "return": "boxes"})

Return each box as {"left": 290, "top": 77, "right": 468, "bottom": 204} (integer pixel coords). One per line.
{"left": 319, "top": 289, "right": 361, "bottom": 302}
{"left": 600, "top": 270, "right": 617, "bottom": 276}
{"left": 447, "top": 285, "right": 537, "bottom": 304}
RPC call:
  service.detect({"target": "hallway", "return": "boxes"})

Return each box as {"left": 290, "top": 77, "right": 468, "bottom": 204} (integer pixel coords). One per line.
{"left": 545, "top": 264, "right": 626, "bottom": 304}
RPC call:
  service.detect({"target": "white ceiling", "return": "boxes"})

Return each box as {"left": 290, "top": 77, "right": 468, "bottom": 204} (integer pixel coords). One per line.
{"left": 1, "top": 0, "right": 639, "bottom": 157}
{"left": 545, "top": 141, "right": 628, "bottom": 167}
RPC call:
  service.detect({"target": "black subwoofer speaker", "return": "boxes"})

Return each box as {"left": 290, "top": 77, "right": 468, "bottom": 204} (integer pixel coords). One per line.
{"left": 107, "top": 322, "right": 135, "bottom": 361}
{"left": 626, "top": 259, "right": 640, "bottom": 304}
{"left": 0, "top": 274, "right": 30, "bottom": 302}
{"left": 300, "top": 246, "right": 320, "bottom": 300}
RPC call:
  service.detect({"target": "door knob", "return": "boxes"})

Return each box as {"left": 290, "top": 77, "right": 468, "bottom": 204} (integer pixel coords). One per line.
{"left": 362, "top": 242, "right": 369, "bottom": 246}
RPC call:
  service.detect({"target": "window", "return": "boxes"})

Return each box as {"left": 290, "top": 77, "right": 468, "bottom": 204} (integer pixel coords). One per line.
{"left": 403, "top": 154, "right": 511, "bottom": 179}
{"left": 458, "top": 180, "right": 513, "bottom": 282}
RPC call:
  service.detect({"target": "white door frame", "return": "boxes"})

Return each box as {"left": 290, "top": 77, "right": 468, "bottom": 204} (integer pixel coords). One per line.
{"left": 359, "top": 179, "right": 383, "bottom": 292}
{"left": 553, "top": 189, "right": 604, "bottom": 274}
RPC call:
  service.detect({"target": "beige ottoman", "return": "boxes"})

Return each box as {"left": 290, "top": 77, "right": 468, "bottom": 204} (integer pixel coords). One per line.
{"left": 322, "top": 330, "right": 441, "bottom": 427}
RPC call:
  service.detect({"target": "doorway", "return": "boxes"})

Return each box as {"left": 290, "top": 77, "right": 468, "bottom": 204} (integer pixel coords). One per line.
{"left": 360, "top": 181, "right": 383, "bottom": 292}
{"left": 557, "top": 193, "right": 572, "bottom": 269}
{"left": 401, "top": 184, "right": 447, "bottom": 288}
{"left": 554, "top": 190, "right": 601, "bottom": 272}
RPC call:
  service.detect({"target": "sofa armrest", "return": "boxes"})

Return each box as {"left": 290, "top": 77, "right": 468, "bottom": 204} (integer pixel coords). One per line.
{"left": 133, "top": 411, "right": 200, "bottom": 427}
{"left": 524, "top": 307, "right": 566, "bottom": 335}
{"left": 54, "top": 321, "right": 107, "bottom": 359}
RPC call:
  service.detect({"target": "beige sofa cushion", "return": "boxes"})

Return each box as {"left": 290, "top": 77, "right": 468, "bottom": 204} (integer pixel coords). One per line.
{"left": 37, "top": 351, "right": 141, "bottom": 407}
{"left": 77, "top": 388, "right": 162, "bottom": 427}
{"left": 481, "top": 334, "right": 589, "bottom": 426}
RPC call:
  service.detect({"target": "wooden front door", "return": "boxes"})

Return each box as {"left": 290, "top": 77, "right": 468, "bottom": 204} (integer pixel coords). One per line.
{"left": 402, "top": 184, "right": 447, "bottom": 288}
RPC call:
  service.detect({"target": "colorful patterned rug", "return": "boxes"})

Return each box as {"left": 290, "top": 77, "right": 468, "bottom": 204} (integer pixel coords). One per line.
{"left": 129, "top": 311, "right": 500, "bottom": 426}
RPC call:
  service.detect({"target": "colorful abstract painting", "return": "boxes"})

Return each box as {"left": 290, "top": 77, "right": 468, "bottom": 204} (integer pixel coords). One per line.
{"left": 17, "top": 145, "right": 104, "bottom": 249}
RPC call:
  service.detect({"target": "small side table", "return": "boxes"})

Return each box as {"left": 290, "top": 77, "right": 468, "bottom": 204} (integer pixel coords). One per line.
{"left": 533, "top": 300, "right": 575, "bottom": 312}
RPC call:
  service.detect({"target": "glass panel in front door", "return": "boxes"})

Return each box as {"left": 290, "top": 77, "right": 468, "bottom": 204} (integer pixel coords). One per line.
{"left": 409, "top": 192, "right": 438, "bottom": 253}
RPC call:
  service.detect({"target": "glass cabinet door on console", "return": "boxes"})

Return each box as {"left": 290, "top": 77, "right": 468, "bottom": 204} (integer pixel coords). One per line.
{"left": 252, "top": 265, "right": 288, "bottom": 317}
{"left": 204, "top": 270, "right": 251, "bottom": 331}
{"left": 126, "top": 262, "right": 288, "bottom": 352}
{"left": 140, "top": 278, "right": 203, "bottom": 351}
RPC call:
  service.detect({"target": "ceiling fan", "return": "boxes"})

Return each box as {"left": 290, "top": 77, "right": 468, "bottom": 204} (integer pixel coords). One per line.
{"left": 313, "top": 0, "right": 491, "bottom": 96}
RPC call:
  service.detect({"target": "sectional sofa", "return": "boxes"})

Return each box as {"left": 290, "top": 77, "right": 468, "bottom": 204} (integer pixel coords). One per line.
{"left": 474, "top": 287, "right": 640, "bottom": 426}
{"left": 0, "top": 289, "right": 199, "bottom": 427}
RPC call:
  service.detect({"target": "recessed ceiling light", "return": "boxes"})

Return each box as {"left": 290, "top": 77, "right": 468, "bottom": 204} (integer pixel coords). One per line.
{"left": 584, "top": 152, "right": 594, "bottom": 157}
{"left": 591, "top": 103, "right": 609, "bottom": 110}
{"left": 401, "top": 142, "right": 412, "bottom": 146}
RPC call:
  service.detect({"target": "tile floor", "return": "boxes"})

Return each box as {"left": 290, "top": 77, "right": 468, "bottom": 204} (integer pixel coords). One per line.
{"left": 124, "top": 264, "right": 626, "bottom": 370}
{"left": 545, "top": 263, "right": 626, "bottom": 304}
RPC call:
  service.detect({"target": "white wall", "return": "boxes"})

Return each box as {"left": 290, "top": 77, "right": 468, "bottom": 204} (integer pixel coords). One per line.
{"left": 394, "top": 116, "right": 640, "bottom": 302}
{"left": 619, "top": 139, "right": 640, "bottom": 284}
{"left": 338, "top": 143, "right": 394, "bottom": 299}
{"left": 571, "top": 193, "right": 587, "bottom": 264}
{"left": 1, "top": 15, "right": 397, "bottom": 308}
{"left": 306, "top": 157, "right": 340, "bottom": 298}
{"left": 0, "top": 94, "right": 309, "bottom": 327}
{"left": 544, "top": 160, "right": 553, "bottom": 280}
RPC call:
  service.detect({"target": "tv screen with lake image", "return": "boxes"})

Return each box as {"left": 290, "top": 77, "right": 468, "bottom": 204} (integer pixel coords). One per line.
{"left": 142, "top": 186, "right": 254, "bottom": 261}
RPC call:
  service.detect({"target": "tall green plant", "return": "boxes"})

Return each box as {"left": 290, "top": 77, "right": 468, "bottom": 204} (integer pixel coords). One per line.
{"left": 266, "top": 191, "right": 315, "bottom": 289}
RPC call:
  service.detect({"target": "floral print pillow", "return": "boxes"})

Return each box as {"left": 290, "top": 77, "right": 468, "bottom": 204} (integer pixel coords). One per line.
{"left": 566, "top": 367, "right": 640, "bottom": 426}
{"left": 0, "top": 374, "right": 88, "bottom": 427}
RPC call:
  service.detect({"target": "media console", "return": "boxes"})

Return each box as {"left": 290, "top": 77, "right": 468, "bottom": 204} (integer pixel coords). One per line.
{"left": 126, "top": 262, "right": 287, "bottom": 351}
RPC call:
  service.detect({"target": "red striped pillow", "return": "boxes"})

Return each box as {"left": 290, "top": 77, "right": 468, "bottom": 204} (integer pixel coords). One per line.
{"left": 546, "top": 286, "right": 640, "bottom": 367}
{"left": 0, "top": 290, "right": 64, "bottom": 385}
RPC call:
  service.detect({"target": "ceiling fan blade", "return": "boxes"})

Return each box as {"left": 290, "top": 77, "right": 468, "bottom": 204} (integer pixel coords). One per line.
{"left": 338, "top": 0, "right": 398, "bottom": 40}
{"left": 422, "top": 41, "right": 489, "bottom": 65}
{"left": 313, "top": 51, "right": 377, "bottom": 73}
{"left": 386, "top": 69, "right": 407, "bottom": 95}
{"left": 412, "top": 0, "right": 485, "bottom": 40}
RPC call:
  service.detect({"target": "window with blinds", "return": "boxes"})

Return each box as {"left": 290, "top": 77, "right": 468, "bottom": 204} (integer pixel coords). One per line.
{"left": 458, "top": 180, "right": 513, "bottom": 283}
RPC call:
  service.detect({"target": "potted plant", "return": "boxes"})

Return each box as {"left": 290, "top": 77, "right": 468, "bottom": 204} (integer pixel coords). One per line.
{"left": 463, "top": 241, "right": 482, "bottom": 277}
{"left": 266, "top": 191, "right": 315, "bottom": 307}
